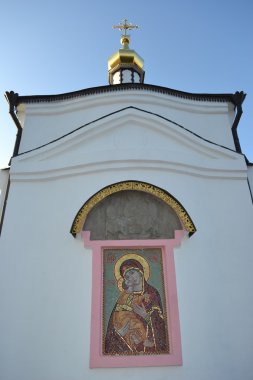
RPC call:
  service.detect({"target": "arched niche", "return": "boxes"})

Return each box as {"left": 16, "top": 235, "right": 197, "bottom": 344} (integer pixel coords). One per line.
{"left": 71, "top": 181, "right": 196, "bottom": 367}
{"left": 70, "top": 181, "right": 196, "bottom": 239}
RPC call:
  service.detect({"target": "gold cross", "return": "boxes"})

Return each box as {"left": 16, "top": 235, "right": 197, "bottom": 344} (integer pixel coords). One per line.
{"left": 113, "top": 19, "right": 139, "bottom": 36}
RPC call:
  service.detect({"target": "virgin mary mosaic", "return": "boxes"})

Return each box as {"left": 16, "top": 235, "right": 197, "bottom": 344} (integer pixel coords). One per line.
{"left": 103, "top": 249, "right": 170, "bottom": 355}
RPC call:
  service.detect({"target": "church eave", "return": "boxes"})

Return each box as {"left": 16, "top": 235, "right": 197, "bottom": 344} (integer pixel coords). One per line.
{"left": 12, "top": 84, "right": 244, "bottom": 107}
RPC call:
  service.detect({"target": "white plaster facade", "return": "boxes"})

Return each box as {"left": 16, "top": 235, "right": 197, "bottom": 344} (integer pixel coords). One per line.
{"left": 0, "top": 86, "right": 253, "bottom": 380}
{"left": 0, "top": 169, "right": 9, "bottom": 220}
{"left": 16, "top": 90, "right": 236, "bottom": 154}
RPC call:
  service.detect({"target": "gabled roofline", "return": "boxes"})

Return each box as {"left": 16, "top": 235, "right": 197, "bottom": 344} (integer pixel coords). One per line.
{"left": 11, "top": 83, "right": 245, "bottom": 106}
{"left": 5, "top": 84, "right": 246, "bottom": 159}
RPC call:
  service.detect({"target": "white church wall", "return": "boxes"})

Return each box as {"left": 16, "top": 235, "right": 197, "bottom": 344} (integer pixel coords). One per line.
{"left": 17, "top": 91, "right": 236, "bottom": 155}
{"left": 248, "top": 166, "right": 253, "bottom": 193}
{"left": 0, "top": 89, "right": 252, "bottom": 380}
{"left": 0, "top": 169, "right": 9, "bottom": 221}
{"left": 0, "top": 182, "right": 91, "bottom": 379}
{"left": 0, "top": 151, "right": 253, "bottom": 380}
{"left": 10, "top": 107, "right": 243, "bottom": 188}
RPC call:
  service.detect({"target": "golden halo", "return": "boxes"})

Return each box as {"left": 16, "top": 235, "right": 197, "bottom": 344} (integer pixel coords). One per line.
{"left": 114, "top": 253, "right": 150, "bottom": 286}
{"left": 117, "top": 277, "right": 124, "bottom": 292}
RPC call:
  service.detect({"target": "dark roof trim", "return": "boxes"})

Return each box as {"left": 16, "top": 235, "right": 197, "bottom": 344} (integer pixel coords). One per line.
{"left": 13, "top": 83, "right": 244, "bottom": 106}
{"left": 230, "top": 91, "right": 247, "bottom": 153}
{"left": 245, "top": 157, "right": 253, "bottom": 166}
{"left": 5, "top": 91, "right": 22, "bottom": 159}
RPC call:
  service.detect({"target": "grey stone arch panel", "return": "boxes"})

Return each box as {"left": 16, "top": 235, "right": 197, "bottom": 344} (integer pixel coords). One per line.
{"left": 70, "top": 181, "right": 196, "bottom": 239}
{"left": 84, "top": 190, "right": 181, "bottom": 240}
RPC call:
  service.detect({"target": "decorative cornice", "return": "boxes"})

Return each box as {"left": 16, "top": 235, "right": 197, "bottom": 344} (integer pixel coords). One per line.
{"left": 14, "top": 84, "right": 243, "bottom": 106}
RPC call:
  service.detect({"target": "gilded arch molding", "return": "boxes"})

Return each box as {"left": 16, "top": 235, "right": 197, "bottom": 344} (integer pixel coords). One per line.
{"left": 70, "top": 181, "right": 196, "bottom": 237}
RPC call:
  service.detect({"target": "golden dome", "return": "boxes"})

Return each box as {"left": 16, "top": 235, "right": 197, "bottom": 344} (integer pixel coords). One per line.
{"left": 108, "top": 35, "right": 144, "bottom": 71}
{"left": 108, "top": 19, "right": 145, "bottom": 85}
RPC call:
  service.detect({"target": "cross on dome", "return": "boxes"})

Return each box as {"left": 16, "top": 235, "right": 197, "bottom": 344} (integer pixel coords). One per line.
{"left": 113, "top": 18, "right": 139, "bottom": 37}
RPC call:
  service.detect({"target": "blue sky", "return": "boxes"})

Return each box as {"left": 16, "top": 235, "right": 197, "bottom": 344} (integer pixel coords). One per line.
{"left": 0, "top": 0, "right": 252, "bottom": 167}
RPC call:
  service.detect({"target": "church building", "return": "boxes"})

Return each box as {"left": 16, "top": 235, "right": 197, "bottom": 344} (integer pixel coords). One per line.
{"left": 0, "top": 20, "right": 253, "bottom": 380}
